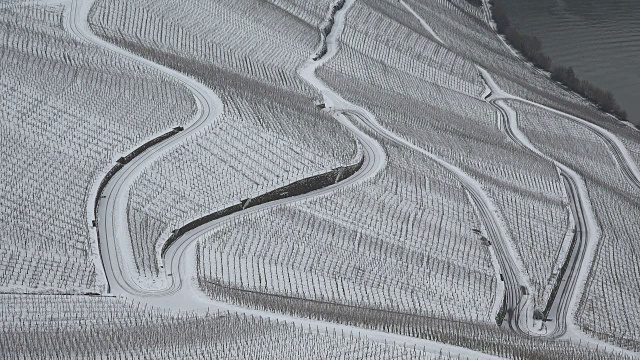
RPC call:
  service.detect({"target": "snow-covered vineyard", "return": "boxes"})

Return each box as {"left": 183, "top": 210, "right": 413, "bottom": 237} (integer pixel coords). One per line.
{"left": 1, "top": 0, "right": 639, "bottom": 358}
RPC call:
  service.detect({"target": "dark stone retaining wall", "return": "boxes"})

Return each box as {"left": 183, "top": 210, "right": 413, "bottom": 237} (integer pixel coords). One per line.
{"left": 543, "top": 231, "right": 577, "bottom": 317}
{"left": 93, "top": 127, "right": 183, "bottom": 218}
{"left": 161, "top": 155, "right": 364, "bottom": 257}
{"left": 93, "top": 127, "right": 182, "bottom": 293}
{"left": 313, "top": 0, "right": 347, "bottom": 61}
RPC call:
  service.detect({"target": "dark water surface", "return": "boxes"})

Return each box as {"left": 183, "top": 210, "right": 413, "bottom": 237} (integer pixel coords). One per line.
{"left": 500, "top": 0, "right": 640, "bottom": 125}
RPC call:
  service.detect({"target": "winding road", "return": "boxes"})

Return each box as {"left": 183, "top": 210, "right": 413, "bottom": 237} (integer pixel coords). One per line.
{"left": 550, "top": 171, "right": 588, "bottom": 339}
{"left": 399, "top": 0, "right": 534, "bottom": 335}
{"left": 70, "top": 0, "right": 388, "bottom": 298}
{"left": 478, "top": 54, "right": 640, "bottom": 358}
{"left": 64, "top": 0, "right": 506, "bottom": 357}
{"left": 480, "top": 68, "right": 597, "bottom": 339}
{"left": 318, "top": 3, "right": 539, "bottom": 337}
{"left": 400, "top": 2, "right": 640, "bottom": 356}
{"left": 68, "top": 0, "right": 223, "bottom": 293}
{"left": 477, "top": 70, "right": 640, "bottom": 192}
{"left": 55, "top": 0, "right": 638, "bottom": 356}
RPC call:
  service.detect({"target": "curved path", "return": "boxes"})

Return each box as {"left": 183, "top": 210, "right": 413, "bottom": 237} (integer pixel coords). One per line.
{"left": 69, "top": 0, "right": 505, "bottom": 357}
{"left": 480, "top": 68, "right": 598, "bottom": 339}
{"left": 69, "top": 0, "right": 387, "bottom": 297}
{"left": 528, "top": 101, "right": 640, "bottom": 190}
{"left": 550, "top": 171, "right": 588, "bottom": 339}
{"left": 62, "top": 0, "right": 501, "bottom": 357}
{"left": 66, "top": 0, "right": 632, "bottom": 356}
{"left": 478, "top": 69, "right": 640, "bottom": 192}
{"left": 68, "top": 0, "right": 223, "bottom": 293}
{"left": 102, "top": 116, "right": 384, "bottom": 298}
{"left": 400, "top": 2, "right": 639, "bottom": 356}
{"left": 479, "top": 70, "right": 639, "bottom": 357}
{"left": 398, "top": 0, "right": 532, "bottom": 334}
{"left": 403, "top": 0, "right": 640, "bottom": 192}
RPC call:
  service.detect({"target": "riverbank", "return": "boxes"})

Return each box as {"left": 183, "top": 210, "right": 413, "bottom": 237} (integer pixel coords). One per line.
{"left": 486, "top": 0, "right": 632, "bottom": 126}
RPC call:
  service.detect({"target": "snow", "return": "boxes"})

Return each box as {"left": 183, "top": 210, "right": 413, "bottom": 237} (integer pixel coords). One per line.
{"left": 2, "top": 0, "right": 640, "bottom": 356}
{"left": 0, "top": 3, "right": 194, "bottom": 293}
{"left": 508, "top": 100, "right": 638, "bottom": 355}
{"left": 479, "top": 51, "right": 639, "bottom": 354}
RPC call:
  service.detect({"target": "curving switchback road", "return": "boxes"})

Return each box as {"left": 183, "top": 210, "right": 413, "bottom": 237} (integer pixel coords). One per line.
{"left": 70, "top": 0, "right": 507, "bottom": 357}
{"left": 477, "top": 69, "right": 640, "bottom": 192}
{"left": 71, "top": 0, "right": 387, "bottom": 299}
{"left": 480, "top": 68, "right": 597, "bottom": 339}
{"left": 59, "top": 0, "right": 637, "bottom": 356}
{"left": 400, "top": 2, "right": 639, "bottom": 356}
{"left": 479, "top": 68, "right": 639, "bottom": 358}
{"left": 399, "top": 0, "right": 534, "bottom": 335}
{"left": 68, "top": 0, "right": 223, "bottom": 294}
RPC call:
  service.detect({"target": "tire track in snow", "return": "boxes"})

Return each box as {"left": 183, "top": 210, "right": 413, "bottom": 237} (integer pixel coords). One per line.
{"left": 70, "top": 0, "right": 383, "bottom": 298}
{"left": 68, "top": 0, "right": 223, "bottom": 294}
{"left": 480, "top": 68, "right": 598, "bottom": 338}
{"left": 65, "top": 0, "right": 480, "bottom": 355}
{"left": 67, "top": 0, "right": 382, "bottom": 296}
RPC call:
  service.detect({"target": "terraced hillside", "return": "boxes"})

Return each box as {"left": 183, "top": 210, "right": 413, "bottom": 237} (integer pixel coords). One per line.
{"left": 1, "top": 0, "right": 639, "bottom": 358}
{"left": 0, "top": 3, "right": 195, "bottom": 292}
{"left": 87, "top": 0, "right": 361, "bottom": 282}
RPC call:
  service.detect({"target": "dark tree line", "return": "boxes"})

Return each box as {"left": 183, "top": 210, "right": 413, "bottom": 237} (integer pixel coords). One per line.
{"left": 489, "top": 0, "right": 628, "bottom": 120}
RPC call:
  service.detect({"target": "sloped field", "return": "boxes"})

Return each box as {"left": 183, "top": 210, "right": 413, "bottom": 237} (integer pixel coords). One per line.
{"left": 198, "top": 145, "right": 497, "bottom": 323}
{"left": 1, "top": 0, "right": 639, "bottom": 357}
{"left": 317, "top": 0, "right": 570, "bottom": 311}
{"left": 511, "top": 100, "right": 640, "bottom": 350}
{"left": 89, "top": 0, "right": 361, "bottom": 278}
{"left": 0, "top": 294, "right": 446, "bottom": 359}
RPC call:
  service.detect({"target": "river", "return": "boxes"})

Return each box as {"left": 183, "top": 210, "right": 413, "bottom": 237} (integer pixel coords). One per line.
{"left": 499, "top": 0, "right": 640, "bottom": 125}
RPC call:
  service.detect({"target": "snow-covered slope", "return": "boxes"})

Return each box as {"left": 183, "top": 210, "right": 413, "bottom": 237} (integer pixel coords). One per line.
{"left": 1, "top": 0, "right": 639, "bottom": 357}
{"left": 88, "top": 0, "right": 361, "bottom": 280}
{"left": 317, "top": 0, "right": 569, "bottom": 314}
{"left": 0, "top": 3, "right": 194, "bottom": 293}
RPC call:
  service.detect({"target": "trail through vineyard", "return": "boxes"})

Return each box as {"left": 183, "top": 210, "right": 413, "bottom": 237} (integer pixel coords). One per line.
{"left": 2, "top": 0, "right": 640, "bottom": 357}
{"left": 75, "top": 0, "right": 501, "bottom": 357}
{"left": 85, "top": 0, "right": 640, "bottom": 356}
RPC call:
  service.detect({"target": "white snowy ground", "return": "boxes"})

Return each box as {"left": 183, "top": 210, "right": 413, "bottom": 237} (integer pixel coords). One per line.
{"left": 1, "top": 0, "right": 640, "bottom": 357}
{"left": 0, "top": 1, "right": 194, "bottom": 293}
